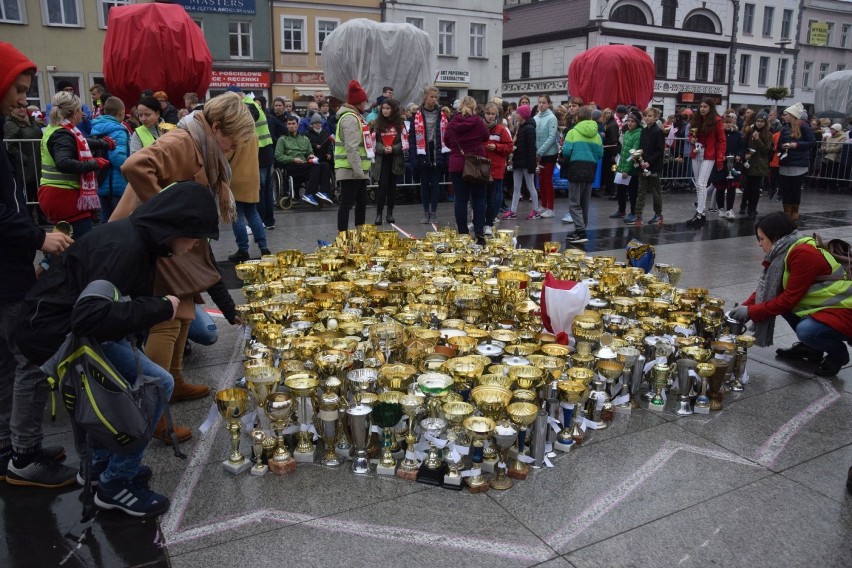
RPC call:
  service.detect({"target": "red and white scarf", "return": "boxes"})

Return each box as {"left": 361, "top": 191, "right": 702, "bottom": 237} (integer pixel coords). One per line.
{"left": 414, "top": 108, "right": 449, "bottom": 156}
{"left": 61, "top": 119, "right": 100, "bottom": 211}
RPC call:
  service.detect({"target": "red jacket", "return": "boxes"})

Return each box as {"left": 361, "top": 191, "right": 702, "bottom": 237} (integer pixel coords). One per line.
{"left": 744, "top": 242, "right": 852, "bottom": 337}
{"left": 485, "top": 123, "right": 513, "bottom": 180}
{"left": 696, "top": 116, "right": 726, "bottom": 168}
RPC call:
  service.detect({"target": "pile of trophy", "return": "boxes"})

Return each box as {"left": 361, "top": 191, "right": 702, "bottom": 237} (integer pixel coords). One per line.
{"left": 214, "top": 225, "right": 755, "bottom": 492}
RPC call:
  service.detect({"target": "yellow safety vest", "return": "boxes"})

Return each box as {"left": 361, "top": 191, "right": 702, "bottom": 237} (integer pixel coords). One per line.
{"left": 244, "top": 96, "right": 272, "bottom": 148}
{"left": 39, "top": 125, "right": 80, "bottom": 189}
{"left": 782, "top": 237, "right": 852, "bottom": 317}
{"left": 135, "top": 125, "right": 156, "bottom": 148}
{"left": 334, "top": 111, "right": 370, "bottom": 172}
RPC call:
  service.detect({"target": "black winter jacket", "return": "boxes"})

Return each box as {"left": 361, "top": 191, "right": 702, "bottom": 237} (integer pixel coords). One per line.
{"left": 47, "top": 129, "right": 110, "bottom": 176}
{"left": 638, "top": 123, "right": 665, "bottom": 174}
{"left": 512, "top": 122, "right": 538, "bottom": 173}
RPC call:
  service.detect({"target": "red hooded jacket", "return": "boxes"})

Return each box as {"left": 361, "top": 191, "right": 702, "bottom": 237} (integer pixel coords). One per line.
{"left": 485, "top": 123, "right": 513, "bottom": 181}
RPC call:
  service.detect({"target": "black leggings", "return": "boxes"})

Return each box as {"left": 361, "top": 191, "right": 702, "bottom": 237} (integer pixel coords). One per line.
{"left": 616, "top": 175, "right": 638, "bottom": 214}
{"left": 714, "top": 181, "right": 737, "bottom": 211}
{"left": 741, "top": 175, "right": 762, "bottom": 214}
{"left": 780, "top": 173, "right": 805, "bottom": 206}
{"left": 375, "top": 159, "right": 397, "bottom": 214}
{"left": 337, "top": 178, "right": 367, "bottom": 231}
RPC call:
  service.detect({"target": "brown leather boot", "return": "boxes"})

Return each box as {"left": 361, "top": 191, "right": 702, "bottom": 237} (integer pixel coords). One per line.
{"left": 789, "top": 205, "right": 799, "bottom": 225}
{"left": 153, "top": 415, "right": 192, "bottom": 445}
{"left": 170, "top": 371, "right": 210, "bottom": 403}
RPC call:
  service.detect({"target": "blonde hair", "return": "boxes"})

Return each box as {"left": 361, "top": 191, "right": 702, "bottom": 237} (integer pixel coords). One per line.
{"left": 49, "top": 91, "right": 82, "bottom": 125}
{"left": 484, "top": 102, "right": 502, "bottom": 117}
{"left": 459, "top": 96, "right": 478, "bottom": 117}
{"left": 103, "top": 96, "right": 125, "bottom": 118}
{"left": 202, "top": 92, "right": 255, "bottom": 144}
{"left": 422, "top": 85, "right": 439, "bottom": 103}
{"left": 644, "top": 107, "right": 661, "bottom": 118}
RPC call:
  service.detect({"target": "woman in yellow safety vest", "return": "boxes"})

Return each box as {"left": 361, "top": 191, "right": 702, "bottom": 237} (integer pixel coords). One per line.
{"left": 129, "top": 95, "right": 168, "bottom": 154}
{"left": 728, "top": 212, "right": 852, "bottom": 376}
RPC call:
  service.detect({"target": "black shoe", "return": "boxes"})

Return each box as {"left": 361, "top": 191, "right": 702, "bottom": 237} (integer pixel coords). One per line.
{"left": 815, "top": 351, "right": 850, "bottom": 377}
{"left": 685, "top": 212, "right": 705, "bottom": 228}
{"left": 260, "top": 248, "right": 272, "bottom": 256}
{"left": 475, "top": 236, "right": 487, "bottom": 247}
{"left": 566, "top": 231, "right": 588, "bottom": 244}
{"left": 847, "top": 467, "right": 852, "bottom": 495}
{"left": 738, "top": 209, "right": 746, "bottom": 215}
{"left": 776, "top": 342, "right": 823, "bottom": 363}
{"left": 386, "top": 213, "right": 395, "bottom": 224}
{"left": 228, "top": 250, "right": 250, "bottom": 263}
{"left": 1, "top": 445, "right": 65, "bottom": 479}
{"left": 183, "top": 341, "right": 193, "bottom": 358}
{"left": 6, "top": 453, "right": 77, "bottom": 488}
{"left": 375, "top": 214, "right": 382, "bottom": 226}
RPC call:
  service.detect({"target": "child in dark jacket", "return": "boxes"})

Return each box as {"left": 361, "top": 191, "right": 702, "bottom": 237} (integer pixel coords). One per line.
{"left": 503, "top": 105, "right": 540, "bottom": 220}
{"left": 709, "top": 116, "right": 745, "bottom": 218}
{"left": 632, "top": 107, "right": 665, "bottom": 226}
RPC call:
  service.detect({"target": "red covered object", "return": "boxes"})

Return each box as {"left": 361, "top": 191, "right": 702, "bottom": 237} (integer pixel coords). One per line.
{"left": 103, "top": 3, "right": 212, "bottom": 108}
{"left": 568, "top": 45, "right": 655, "bottom": 110}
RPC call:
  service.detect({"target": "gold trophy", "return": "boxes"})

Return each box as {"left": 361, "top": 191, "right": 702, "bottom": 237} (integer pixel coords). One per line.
{"left": 373, "top": 397, "right": 404, "bottom": 476}
{"left": 506, "top": 401, "right": 538, "bottom": 479}
{"left": 263, "top": 392, "right": 296, "bottom": 474}
{"left": 647, "top": 363, "right": 670, "bottom": 412}
{"left": 489, "top": 419, "right": 519, "bottom": 490}
{"left": 416, "top": 373, "right": 454, "bottom": 485}
{"left": 314, "top": 392, "right": 342, "bottom": 467}
{"left": 731, "top": 335, "right": 756, "bottom": 392}
{"left": 216, "top": 388, "right": 252, "bottom": 475}
{"left": 396, "top": 394, "right": 425, "bottom": 481}
{"left": 250, "top": 429, "right": 268, "bottom": 476}
{"left": 284, "top": 372, "right": 320, "bottom": 463}
{"left": 694, "top": 362, "right": 715, "bottom": 414}
{"left": 463, "top": 416, "right": 496, "bottom": 493}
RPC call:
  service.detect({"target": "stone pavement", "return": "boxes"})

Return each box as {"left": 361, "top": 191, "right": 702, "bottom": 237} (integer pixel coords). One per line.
{"left": 1, "top": 186, "right": 850, "bottom": 568}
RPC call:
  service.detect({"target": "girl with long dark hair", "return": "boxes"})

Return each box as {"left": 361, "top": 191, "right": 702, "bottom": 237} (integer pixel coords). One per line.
{"left": 371, "top": 98, "right": 404, "bottom": 224}
{"left": 685, "top": 97, "right": 726, "bottom": 228}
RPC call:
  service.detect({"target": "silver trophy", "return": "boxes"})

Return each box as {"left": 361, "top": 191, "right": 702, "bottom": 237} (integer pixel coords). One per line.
{"left": 344, "top": 403, "right": 373, "bottom": 474}
{"left": 675, "top": 359, "right": 698, "bottom": 415}
{"left": 725, "top": 155, "right": 736, "bottom": 179}
{"left": 742, "top": 148, "right": 756, "bottom": 170}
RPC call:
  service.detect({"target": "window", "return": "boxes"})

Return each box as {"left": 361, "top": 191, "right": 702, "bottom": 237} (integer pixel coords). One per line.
{"left": 779, "top": 58, "right": 788, "bottom": 87}
{"left": 781, "top": 9, "right": 793, "bottom": 39}
{"left": 819, "top": 63, "right": 830, "bottom": 82}
{"left": 696, "top": 52, "right": 709, "bottom": 81}
{"left": 684, "top": 14, "right": 716, "bottom": 34}
{"left": 521, "top": 51, "right": 530, "bottom": 79}
{"left": 762, "top": 7, "right": 774, "bottom": 37}
{"left": 842, "top": 24, "right": 850, "bottom": 48}
{"left": 758, "top": 56, "right": 769, "bottom": 86}
{"left": 469, "top": 23, "right": 486, "bottom": 58}
{"left": 49, "top": 74, "right": 82, "bottom": 96}
{"left": 405, "top": 17, "right": 423, "bottom": 30}
{"left": 743, "top": 4, "right": 754, "bottom": 34}
{"left": 802, "top": 61, "right": 813, "bottom": 89}
{"left": 438, "top": 20, "right": 455, "bottom": 56}
{"left": 0, "top": 0, "right": 25, "bottom": 23}
{"left": 806, "top": 19, "right": 817, "bottom": 43}
{"left": 502, "top": 54, "right": 509, "bottom": 81}
{"left": 611, "top": 5, "right": 647, "bottom": 25}
{"left": 677, "top": 50, "right": 691, "bottom": 80}
{"left": 42, "top": 0, "right": 82, "bottom": 26}
{"left": 229, "top": 21, "right": 251, "bottom": 59}
{"left": 739, "top": 54, "right": 751, "bottom": 85}
{"left": 26, "top": 72, "right": 42, "bottom": 108}
{"left": 662, "top": 0, "right": 676, "bottom": 27}
{"left": 316, "top": 19, "right": 338, "bottom": 53}
{"left": 838, "top": 64, "right": 847, "bottom": 72}
{"left": 713, "top": 54, "right": 727, "bottom": 83}
{"left": 280, "top": 17, "right": 305, "bottom": 52}
{"left": 97, "top": 0, "right": 131, "bottom": 29}
{"left": 826, "top": 22, "right": 834, "bottom": 46}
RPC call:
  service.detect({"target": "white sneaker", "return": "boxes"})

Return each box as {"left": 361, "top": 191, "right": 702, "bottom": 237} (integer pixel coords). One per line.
{"left": 468, "top": 222, "right": 474, "bottom": 232}
{"left": 484, "top": 226, "right": 493, "bottom": 235}
{"left": 539, "top": 208, "right": 555, "bottom": 218}
{"left": 726, "top": 210, "right": 736, "bottom": 219}
{"left": 561, "top": 213, "right": 574, "bottom": 223}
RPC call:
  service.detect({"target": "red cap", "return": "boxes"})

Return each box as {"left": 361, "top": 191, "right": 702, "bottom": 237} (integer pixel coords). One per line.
{"left": 347, "top": 80, "right": 368, "bottom": 106}
{"left": 0, "top": 42, "right": 37, "bottom": 104}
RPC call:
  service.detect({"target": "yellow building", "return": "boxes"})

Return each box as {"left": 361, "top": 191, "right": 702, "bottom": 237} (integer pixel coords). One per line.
{"left": 270, "top": 0, "right": 381, "bottom": 106}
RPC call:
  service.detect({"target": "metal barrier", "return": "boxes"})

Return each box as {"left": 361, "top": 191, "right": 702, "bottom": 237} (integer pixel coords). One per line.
{"left": 808, "top": 140, "right": 852, "bottom": 187}
{"left": 4, "top": 138, "right": 41, "bottom": 205}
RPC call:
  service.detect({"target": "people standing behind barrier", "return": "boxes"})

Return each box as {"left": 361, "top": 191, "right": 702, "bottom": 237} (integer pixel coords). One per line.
{"left": 4, "top": 98, "right": 42, "bottom": 215}
{"left": 335, "top": 80, "right": 372, "bottom": 232}
{"left": 298, "top": 101, "right": 330, "bottom": 136}
{"left": 276, "top": 115, "right": 334, "bottom": 208}
{"left": 534, "top": 95, "right": 559, "bottom": 219}
{"left": 685, "top": 98, "right": 726, "bottom": 229}
{"left": 371, "top": 98, "right": 404, "bottom": 226}
{"left": 777, "top": 103, "right": 815, "bottom": 226}
{"left": 601, "top": 108, "right": 620, "bottom": 198}
{"left": 38, "top": 91, "right": 113, "bottom": 239}
{"left": 822, "top": 123, "right": 848, "bottom": 175}
{"left": 558, "top": 96, "right": 584, "bottom": 224}
{"left": 612, "top": 110, "right": 642, "bottom": 222}
{"left": 409, "top": 86, "right": 449, "bottom": 224}
{"left": 483, "top": 102, "right": 513, "bottom": 234}
{"left": 739, "top": 111, "right": 772, "bottom": 218}
{"left": 444, "top": 96, "right": 489, "bottom": 246}
{"left": 503, "top": 105, "right": 539, "bottom": 221}
{"left": 90, "top": 97, "right": 131, "bottom": 223}
{"left": 709, "top": 115, "right": 744, "bottom": 219}
{"left": 129, "top": 96, "right": 166, "bottom": 154}
{"left": 562, "top": 106, "right": 603, "bottom": 244}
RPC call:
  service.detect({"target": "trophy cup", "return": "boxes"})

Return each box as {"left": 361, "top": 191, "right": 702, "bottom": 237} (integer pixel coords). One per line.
{"left": 442, "top": 401, "right": 474, "bottom": 448}
{"left": 373, "top": 399, "right": 404, "bottom": 476}
{"left": 463, "top": 416, "right": 496, "bottom": 493}
{"left": 675, "top": 359, "right": 698, "bottom": 415}
{"left": 416, "top": 373, "right": 454, "bottom": 485}
{"left": 283, "top": 372, "right": 320, "bottom": 463}
{"left": 614, "top": 346, "right": 640, "bottom": 414}
{"left": 629, "top": 149, "right": 650, "bottom": 176}
{"left": 506, "top": 401, "right": 538, "bottom": 479}
{"left": 216, "top": 388, "right": 252, "bottom": 475}
{"left": 245, "top": 365, "right": 281, "bottom": 421}
{"left": 554, "top": 381, "right": 588, "bottom": 452}
{"left": 396, "top": 394, "right": 425, "bottom": 481}
{"left": 470, "top": 385, "right": 512, "bottom": 472}
{"left": 314, "top": 392, "right": 342, "bottom": 467}
{"left": 595, "top": 359, "right": 623, "bottom": 426}
{"left": 250, "top": 429, "right": 268, "bottom": 476}
{"left": 725, "top": 155, "right": 737, "bottom": 179}
{"left": 707, "top": 360, "right": 728, "bottom": 411}
{"left": 694, "top": 362, "right": 715, "bottom": 414}
{"left": 489, "top": 419, "right": 519, "bottom": 490}
{"left": 742, "top": 147, "right": 756, "bottom": 170}
{"left": 732, "top": 335, "right": 756, "bottom": 392}
{"left": 264, "top": 392, "right": 296, "bottom": 474}
{"left": 343, "top": 403, "right": 373, "bottom": 474}
{"left": 647, "top": 363, "right": 670, "bottom": 412}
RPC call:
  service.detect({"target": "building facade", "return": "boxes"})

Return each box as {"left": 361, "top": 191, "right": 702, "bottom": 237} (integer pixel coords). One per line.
{"left": 795, "top": 0, "right": 852, "bottom": 110}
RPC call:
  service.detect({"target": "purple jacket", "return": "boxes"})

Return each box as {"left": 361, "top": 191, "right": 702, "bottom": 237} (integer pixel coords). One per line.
{"left": 443, "top": 114, "right": 489, "bottom": 173}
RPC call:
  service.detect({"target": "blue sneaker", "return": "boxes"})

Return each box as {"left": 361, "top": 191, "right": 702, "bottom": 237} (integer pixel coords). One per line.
{"left": 95, "top": 477, "right": 170, "bottom": 518}
{"left": 77, "top": 464, "right": 152, "bottom": 487}
{"left": 315, "top": 192, "right": 333, "bottom": 205}
{"left": 302, "top": 194, "right": 319, "bottom": 207}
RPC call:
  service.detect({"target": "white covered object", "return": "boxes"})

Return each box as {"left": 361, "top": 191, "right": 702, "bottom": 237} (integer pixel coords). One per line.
{"left": 815, "top": 70, "right": 852, "bottom": 118}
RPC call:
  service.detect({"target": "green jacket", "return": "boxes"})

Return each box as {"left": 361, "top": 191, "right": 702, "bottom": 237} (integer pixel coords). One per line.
{"left": 274, "top": 132, "right": 311, "bottom": 165}
{"left": 617, "top": 127, "right": 642, "bottom": 175}
{"left": 744, "top": 128, "right": 771, "bottom": 177}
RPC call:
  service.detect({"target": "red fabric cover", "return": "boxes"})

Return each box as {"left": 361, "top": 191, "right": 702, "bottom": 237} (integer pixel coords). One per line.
{"left": 103, "top": 4, "right": 212, "bottom": 109}
{"left": 568, "top": 45, "right": 655, "bottom": 111}
{"left": 743, "top": 243, "right": 852, "bottom": 337}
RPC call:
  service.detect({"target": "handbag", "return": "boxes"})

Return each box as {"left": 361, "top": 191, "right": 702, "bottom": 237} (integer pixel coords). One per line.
{"left": 153, "top": 240, "right": 221, "bottom": 297}
{"left": 456, "top": 140, "right": 492, "bottom": 184}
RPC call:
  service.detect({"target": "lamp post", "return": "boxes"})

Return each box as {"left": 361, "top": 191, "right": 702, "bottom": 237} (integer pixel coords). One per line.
{"left": 774, "top": 39, "right": 792, "bottom": 116}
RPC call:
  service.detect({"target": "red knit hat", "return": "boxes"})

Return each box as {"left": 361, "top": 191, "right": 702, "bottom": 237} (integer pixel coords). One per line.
{"left": 0, "top": 42, "right": 36, "bottom": 104}
{"left": 347, "top": 80, "right": 368, "bottom": 106}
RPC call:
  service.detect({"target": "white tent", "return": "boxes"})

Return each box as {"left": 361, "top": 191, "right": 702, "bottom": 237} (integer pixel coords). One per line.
{"left": 814, "top": 70, "right": 852, "bottom": 117}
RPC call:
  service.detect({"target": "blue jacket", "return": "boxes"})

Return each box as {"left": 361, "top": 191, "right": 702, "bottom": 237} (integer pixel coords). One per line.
{"left": 778, "top": 121, "right": 816, "bottom": 168}
{"left": 562, "top": 119, "right": 603, "bottom": 181}
{"left": 534, "top": 108, "right": 559, "bottom": 157}
{"left": 90, "top": 115, "right": 129, "bottom": 198}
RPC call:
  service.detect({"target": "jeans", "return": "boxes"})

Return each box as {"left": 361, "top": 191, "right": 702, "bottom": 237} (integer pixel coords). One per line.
{"left": 450, "top": 172, "right": 486, "bottom": 237}
{"left": 257, "top": 164, "right": 275, "bottom": 227}
{"left": 486, "top": 178, "right": 503, "bottom": 227}
{"left": 567, "top": 180, "right": 593, "bottom": 232}
{"left": 338, "top": 178, "right": 367, "bottom": 231}
{"left": 1, "top": 302, "right": 49, "bottom": 452}
{"left": 231, "top": 201, "right": 268, "bottom": 252}
{"left": 419, "top": 166, "right": 442, "bottom": 214}
{"left": 188, "top": 305, "right": 218, "bottom": 346}
{"left": 93, "top": 339, "right": 174, "bottom": 482}
{"left": 782, "top": 313, "right": 850, "bottom": 363}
